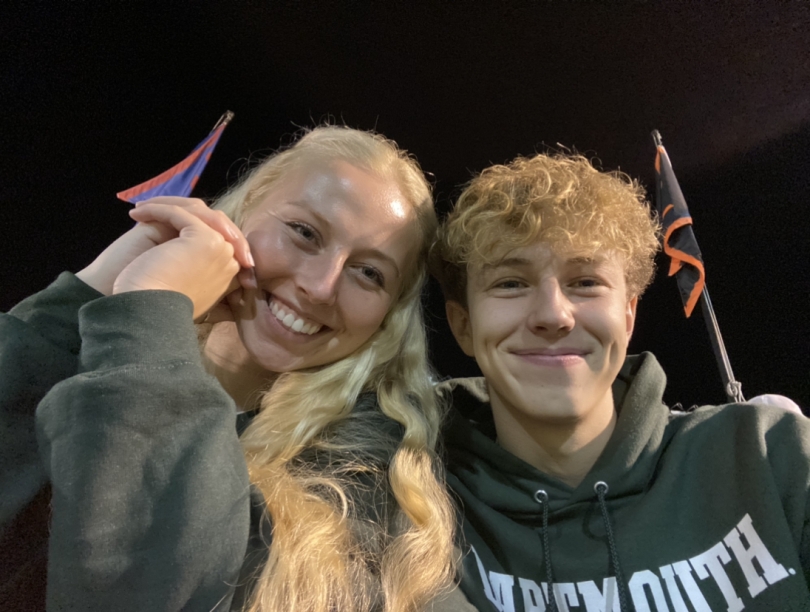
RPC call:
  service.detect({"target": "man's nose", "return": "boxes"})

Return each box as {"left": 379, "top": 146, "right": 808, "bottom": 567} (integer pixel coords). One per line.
{"left": 526, "top": 281, "right": 575, "bottom": 335}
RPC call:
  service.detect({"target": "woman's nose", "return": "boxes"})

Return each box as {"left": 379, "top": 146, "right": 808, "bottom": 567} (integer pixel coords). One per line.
{"left": 297, "top": 254, "right": 344, "bottom": 305}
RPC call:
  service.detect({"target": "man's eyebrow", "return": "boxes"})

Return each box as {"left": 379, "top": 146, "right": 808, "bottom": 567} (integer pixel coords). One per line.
{"left": 566, "top": 255, "right": 597, "bottom": 265}
{"left": 480, "top": 257, "right": 533, "bottom": 271}
{"left": 479, "top": 254, "right": 605, "bottom": 271}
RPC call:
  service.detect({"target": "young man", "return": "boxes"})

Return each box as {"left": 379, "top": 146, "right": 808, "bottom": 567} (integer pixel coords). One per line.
{"left": 430, "top": 153, "right": 810, "bottom": 612}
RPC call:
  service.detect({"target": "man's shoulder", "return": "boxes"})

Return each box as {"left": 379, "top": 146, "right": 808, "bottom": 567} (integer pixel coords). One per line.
{"left": 667, "top": 399, "right": 810, "bottom": 451}
{"left": 674, "top": 399, "right": 805, "bottom": 425}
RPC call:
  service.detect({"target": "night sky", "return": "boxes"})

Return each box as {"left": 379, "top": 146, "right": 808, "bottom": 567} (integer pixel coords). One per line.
{"left": 3, "top": 2, "right": 808, "bottom": 410}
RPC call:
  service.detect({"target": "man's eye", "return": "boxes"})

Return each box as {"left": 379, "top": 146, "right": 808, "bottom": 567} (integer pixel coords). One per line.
{"left": 494, "top": 279, "right": 523, "bottom": 290}
{"left": 573, "top": 278, "right": 601, "bottom": 289}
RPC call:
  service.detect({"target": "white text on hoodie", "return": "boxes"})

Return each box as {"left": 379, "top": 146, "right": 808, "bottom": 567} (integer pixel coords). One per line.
{"left": 472, "top": 513, "right": 794, "bottom": 611}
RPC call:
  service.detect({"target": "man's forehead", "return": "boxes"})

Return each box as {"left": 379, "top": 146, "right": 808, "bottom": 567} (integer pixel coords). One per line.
{"left": 472, "top": 242, "right": 620, "bottom": 272}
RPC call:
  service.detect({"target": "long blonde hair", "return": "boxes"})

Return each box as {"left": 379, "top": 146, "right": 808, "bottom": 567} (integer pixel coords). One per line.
{"left": 213, "top": 127, "right": 456, "bottom": 611}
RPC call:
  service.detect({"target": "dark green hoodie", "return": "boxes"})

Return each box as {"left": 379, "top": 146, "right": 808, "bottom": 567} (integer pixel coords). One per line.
{"left": 441, "top": 353, "right": 810, "bottom": 612}
{"left": 1, "top": 273, "right": 253, "bottom": 610}
{"left": 1, "top": 274, "right": 473, "bottom": 612}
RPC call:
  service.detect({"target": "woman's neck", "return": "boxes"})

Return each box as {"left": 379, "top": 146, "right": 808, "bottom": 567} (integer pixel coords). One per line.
{"left": 202, "top": 322, "right": 277, "bottom": 411}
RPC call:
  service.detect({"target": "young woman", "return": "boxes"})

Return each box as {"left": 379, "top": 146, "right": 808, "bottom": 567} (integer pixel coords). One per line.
{"left": 1, "top": 127, "right": 458, "bottom": 611}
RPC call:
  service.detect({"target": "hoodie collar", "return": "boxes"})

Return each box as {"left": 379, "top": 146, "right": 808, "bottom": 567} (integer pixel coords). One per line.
{"left": 441, "top": 352, "right": 669, "bottom": 515}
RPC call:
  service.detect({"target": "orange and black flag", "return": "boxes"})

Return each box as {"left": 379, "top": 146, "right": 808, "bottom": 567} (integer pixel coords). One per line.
{"left": 654, "top": 133, "right": 706, "bottom": 317}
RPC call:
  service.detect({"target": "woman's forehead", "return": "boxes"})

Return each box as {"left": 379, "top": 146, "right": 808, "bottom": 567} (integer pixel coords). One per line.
{"left": 255, "top": 160, "right": 405, "bottom": 214}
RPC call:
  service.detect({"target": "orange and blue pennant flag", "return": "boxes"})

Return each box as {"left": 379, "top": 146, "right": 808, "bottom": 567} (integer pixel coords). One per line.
{"left": 653, "top": 132, "right": 706, "bottom": 317}
{"left": 117, "top": 111, "right": 234, "bottom": 204}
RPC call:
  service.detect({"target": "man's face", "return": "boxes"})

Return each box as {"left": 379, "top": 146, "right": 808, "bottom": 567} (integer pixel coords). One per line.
{"left": 446, "top": 242, "right": 637, "bottom": 429}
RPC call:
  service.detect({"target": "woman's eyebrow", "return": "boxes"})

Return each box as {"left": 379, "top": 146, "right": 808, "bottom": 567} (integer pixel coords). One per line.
{"left": 356, "top": 248, "right": 401, "bottom": 278}
{"left": 287, "top": 200, "right": 329, "bottom": 226}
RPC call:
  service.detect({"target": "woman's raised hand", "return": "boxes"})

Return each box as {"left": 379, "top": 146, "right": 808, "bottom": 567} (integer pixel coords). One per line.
{"left": 76, "top": 197, "right": 254, "bottom": 301}
{"left": 111, "top": 198, "right": 254, "bottom": 320}
{"left": 133, "top": 197, "right": 255, "bottom": 270}
{"left": 76, "top": 221, "right": 179, "bottom": 296}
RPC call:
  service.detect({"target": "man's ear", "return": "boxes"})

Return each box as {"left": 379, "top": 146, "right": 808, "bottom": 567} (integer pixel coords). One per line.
{"left": 445, "top": 300, "right": 476, "bottom": 358}
{"left": 626, "top": 296, "right": 638, "bottom": 340}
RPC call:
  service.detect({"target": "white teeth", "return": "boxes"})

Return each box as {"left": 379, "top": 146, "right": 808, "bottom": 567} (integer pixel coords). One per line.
{"left": 268, "top": 298, "right": 322, "bottom": 335}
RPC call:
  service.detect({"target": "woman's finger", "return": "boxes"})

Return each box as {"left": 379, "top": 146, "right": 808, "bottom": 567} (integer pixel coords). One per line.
{"left": 129, "top": 202, "right": 210, "bottom": 234}
{"left": 114, "top": 213, "right": 241, "bottom": 319}
{"left": 137, "top": 220, "right": 180, "bottom": 246}
{"left": 237, "top": 266, "right": 258, "bottom": 290}
{"left": 135, "top": 197, "right": 254, "bottom": 269}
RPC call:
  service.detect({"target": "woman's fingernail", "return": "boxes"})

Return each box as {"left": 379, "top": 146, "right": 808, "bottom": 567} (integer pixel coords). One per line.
{"left": 238, "top": 267, "right": 258, "bottom": 290}
{"left": 246, "top": 250, "right": 256, "bottom": 267}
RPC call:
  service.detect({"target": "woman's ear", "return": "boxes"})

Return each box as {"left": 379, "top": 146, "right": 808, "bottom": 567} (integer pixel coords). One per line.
{"left": 445, "top": 301, "right": 475, "bottom": 358}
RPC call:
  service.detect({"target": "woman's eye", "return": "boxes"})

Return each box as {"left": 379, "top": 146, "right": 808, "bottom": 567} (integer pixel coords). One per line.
{"left": 358, "top": 265, "right": 385, "bottom": 287}
{"left": 289, "top": 222, "right": 318, "bottom": 243}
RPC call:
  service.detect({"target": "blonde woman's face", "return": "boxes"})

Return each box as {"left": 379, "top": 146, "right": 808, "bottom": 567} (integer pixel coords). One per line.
{"left": 233, "top": 160, "right": 419, "bottom": 373}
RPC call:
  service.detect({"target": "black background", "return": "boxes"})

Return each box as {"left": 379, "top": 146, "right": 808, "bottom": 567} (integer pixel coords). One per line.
{"left": 3, "top": 1, "right": 808, "bottom": 410}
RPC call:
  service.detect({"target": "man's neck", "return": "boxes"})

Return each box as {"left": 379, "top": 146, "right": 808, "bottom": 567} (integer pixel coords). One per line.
{"left": 491, "top": 394, "right": 617, "bottom": 489}
{"left": 202, "top": 322, "right": 276, "bottom": 411}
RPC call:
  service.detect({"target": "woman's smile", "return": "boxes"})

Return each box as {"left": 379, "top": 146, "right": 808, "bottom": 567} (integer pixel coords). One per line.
{"left": 267, "top": 294, "right": 324, "bottom": 335}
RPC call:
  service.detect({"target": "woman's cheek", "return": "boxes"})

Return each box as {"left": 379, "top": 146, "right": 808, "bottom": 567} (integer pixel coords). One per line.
{"left": 246, "top": 229, "right": 297, "bottom": 277}
{"left": 345, "top": 288, "right": 392, "bottom": 338}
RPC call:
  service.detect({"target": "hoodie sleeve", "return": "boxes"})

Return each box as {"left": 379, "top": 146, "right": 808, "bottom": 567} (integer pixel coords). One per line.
{"left": 0, "top": 274, "right": 102, "bottom": 608}
{"left": 1, "top": 273, "right": 101, "bottom": 530}
{"left": 36, "top": 290, "right": 251, "bottom": 612}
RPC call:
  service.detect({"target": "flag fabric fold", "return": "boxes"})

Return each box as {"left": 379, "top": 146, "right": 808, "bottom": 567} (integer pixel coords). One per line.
{"left": 654, "top": 139, "right": 706, "bottom": 317}
{"left": 117, "top": 111, "right": 233, "bottom": 204}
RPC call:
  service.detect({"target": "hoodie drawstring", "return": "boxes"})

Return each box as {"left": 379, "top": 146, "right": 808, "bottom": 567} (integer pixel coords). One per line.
{"left": 534, "top": 484, "right": 631, "bottom": 612}
{"left": 533, "top": 489, "right": 558, "bottom": 612}
{"left": 593, "top": 481, "right": 630, "bottom": 612}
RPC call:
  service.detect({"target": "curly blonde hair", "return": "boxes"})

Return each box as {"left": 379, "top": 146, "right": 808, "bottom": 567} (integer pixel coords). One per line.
{"left": 430, "top": 152, "right": 660, "bottom": 304}
{"left": 212, "top": 127, "right": 456, "bottom": 612}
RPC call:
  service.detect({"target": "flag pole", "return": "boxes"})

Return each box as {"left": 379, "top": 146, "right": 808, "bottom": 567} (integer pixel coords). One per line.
{"left": 213, "top": 110, "right": 235, "bottom": 130}
{"left": 699, "top": 286, "right": 745, "bottom": 403}
{"left": 652, "top": 130, "right": 745, "bottom": 404}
